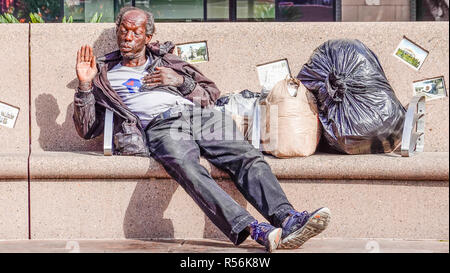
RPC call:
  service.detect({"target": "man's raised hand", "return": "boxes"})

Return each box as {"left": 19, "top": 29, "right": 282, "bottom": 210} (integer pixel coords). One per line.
{"left": 76, "top": 45, "right": 98, "bottom": 91}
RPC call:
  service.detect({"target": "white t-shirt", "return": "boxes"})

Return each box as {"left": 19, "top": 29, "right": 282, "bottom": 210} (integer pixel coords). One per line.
{"left": 107, "top": 58, "right": 194, "bottom": 128}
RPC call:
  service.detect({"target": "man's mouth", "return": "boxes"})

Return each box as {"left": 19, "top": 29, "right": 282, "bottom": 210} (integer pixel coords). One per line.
{"left": 120, "top": 45, "right": 133, "bottom": 52}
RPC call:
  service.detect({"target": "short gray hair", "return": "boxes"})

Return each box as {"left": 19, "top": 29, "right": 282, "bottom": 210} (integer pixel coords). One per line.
{"left": 115, "top": 6, "right": 155, "bottom": 36}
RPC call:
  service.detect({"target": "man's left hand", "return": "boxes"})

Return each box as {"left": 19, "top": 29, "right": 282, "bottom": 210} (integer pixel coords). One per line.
{"left": 143, "top": 67, "right": 184, "bottom": 88}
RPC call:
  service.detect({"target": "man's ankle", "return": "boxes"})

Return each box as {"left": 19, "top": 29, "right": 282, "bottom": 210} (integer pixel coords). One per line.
{"left": 247, "top": 220, "right": 258, "bottom": 236}
{"left": 280, "top": 210, "right": 295, "bottom": 228}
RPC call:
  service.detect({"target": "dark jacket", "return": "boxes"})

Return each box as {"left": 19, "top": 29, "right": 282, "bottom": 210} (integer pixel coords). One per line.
{"left": 73, "top": 41, "right": 221, "bottom": 156}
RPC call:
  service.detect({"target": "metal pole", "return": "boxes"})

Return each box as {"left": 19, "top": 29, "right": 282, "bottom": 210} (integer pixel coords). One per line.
{"left": 275, "top": 0, "right": 280, "bottom": 21}
{"left": 410, "top": 0, "right": 417, "bottom": 21}
{"left": 204, "top": 0, "right": 208, "bottom": 21}
{"left": 334, "top": 0, "right": 342, "bottom": 22}
{"left": 230, "top": 0, "right": 236, "bottom": 21}
{"left": 60, "top": 0, "right": 65, "bottom": 20}
{"left": 114, "top": 0, "right": 119, "bottom": 18}
{"left": 249, "top": 0, "right": 254, "bottom": 19}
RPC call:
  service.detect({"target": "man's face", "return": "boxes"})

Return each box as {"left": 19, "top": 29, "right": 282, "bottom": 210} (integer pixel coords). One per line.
{"left": 117, "top": 10, "right": 151, "bottom": 60}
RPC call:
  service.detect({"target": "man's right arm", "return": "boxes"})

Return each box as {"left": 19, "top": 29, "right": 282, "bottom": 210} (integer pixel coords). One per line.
{"left": 72, "top": 45, "right": 103, "bottom": 139}
{"left": 73, "top": 88, "right": 105, "bottom": 139}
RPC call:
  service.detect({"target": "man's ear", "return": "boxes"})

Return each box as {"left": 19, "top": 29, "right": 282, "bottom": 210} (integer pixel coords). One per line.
{"left": 145, "top": 34, "right": 152, "bottom": 45}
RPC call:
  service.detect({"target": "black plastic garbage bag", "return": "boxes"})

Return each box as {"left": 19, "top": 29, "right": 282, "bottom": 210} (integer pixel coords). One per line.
{"left": 297, "top": 39, "right": 406, "bottom": 154}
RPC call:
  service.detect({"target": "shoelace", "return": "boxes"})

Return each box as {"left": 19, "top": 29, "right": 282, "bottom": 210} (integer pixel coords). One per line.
{"left": 250, "top": 220, "right": 266, "bottom": 241}
{"left": 287, "top": 210, "right": 310, "bottom": 227}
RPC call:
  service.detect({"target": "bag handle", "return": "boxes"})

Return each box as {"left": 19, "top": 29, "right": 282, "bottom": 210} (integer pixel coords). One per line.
{"left": 285, "top": 75, "right": 301, "bottom": 98}
{"left": 286, "top": 75, "right": 300, "bottom": 86}
{"left": 267, "top": 75, "right": 300, "bottom": 101}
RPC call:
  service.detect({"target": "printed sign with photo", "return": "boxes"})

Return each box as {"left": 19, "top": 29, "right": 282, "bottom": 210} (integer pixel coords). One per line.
{"left": 413, "top": 76, "right": 447, "bottom": 101}
{"left": 0, "top": 101, "right": 20, "bottom": 129}
{"left": 256, "top": 59, "right": 291, "bottom": 92}
{"left": 393, "top": 37, "right": 429, "bottom": 71}
{"left": 174, "top": 41, "right": 209, "bottom": 64}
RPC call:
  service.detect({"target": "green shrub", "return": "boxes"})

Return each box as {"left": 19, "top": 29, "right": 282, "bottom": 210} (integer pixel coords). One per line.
{"left": 89, "top": 12, "right": 103, "bottom": 23}
{"left": 30, "top": 12, "right": 45, "bottom": 23}
{"left": 0, "top": 13, "right": 20, "bottom": 23}
{"left": 62, "top": 15, "right": 73, "bottom": 23}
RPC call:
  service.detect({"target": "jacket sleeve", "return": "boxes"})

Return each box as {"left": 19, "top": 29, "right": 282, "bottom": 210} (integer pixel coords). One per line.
{"left": 72, "top": 89, "right": 105, "bottom": 139}
{"left": 181, "top": 64, "right": 221, "bottom": 108}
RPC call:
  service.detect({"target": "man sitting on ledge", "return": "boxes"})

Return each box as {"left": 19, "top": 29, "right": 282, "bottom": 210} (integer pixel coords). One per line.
{"left": 73, "top": 6, "right": 330, "bottom": 252}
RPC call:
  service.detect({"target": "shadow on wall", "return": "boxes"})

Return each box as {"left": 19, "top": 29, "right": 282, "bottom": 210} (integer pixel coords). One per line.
{"left": 122, "top": 178, "right": 249, "bottom": 240}
{"left": 35, "top": 94, "right": 103, "bottom": 152}
{"left": 34, "top": 28, "right": 118, "bottom": 152}
{"left": 123, "top": 180, "right": 178, "bottom": 239}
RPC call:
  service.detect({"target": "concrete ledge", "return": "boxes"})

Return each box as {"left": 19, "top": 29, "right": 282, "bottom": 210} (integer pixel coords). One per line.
{"left": 0, "top": 154, "right": 29, "bottom": 179}
{"left": 29, "top": 151, "right": 449, "bottom": 181}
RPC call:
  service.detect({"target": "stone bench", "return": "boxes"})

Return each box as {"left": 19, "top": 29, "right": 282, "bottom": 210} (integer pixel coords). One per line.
{"left": 1, "top": 21, "right": 448, "bottom": 241}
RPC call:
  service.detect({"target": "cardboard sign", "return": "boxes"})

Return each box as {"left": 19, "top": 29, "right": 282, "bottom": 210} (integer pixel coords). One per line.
{"left": 0, "top": 101, "right": 20, "bottom": 129}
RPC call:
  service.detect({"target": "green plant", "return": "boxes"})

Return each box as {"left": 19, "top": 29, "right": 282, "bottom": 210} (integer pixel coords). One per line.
{"left": 62, "top": 15, "right": 73, "bottom": 23}
{"left": 20, "top": 0, "right": 61, "bottom": 22}
{"left": 254, "top": 4, "right": 275, "bottom": 21}
{"left": 0, "top": 13, "right": 20, "bottom": 23}
{"left": 89, "top": 12, "right": 103, "bottom": 23}
{"left": 29, "top": 12, "right": 45, "bottom": 23}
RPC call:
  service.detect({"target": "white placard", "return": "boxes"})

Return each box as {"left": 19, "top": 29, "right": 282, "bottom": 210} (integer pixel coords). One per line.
{"left": 174, "top": 41, "right": 209, "bottom": 64}
{"left": 413, "top": 76, "right": 447, "bottom": 101}
{"left": 365, "top": 0, "right": 380, "bottom": 5}
{"left": 0, "top": 101, "right": 20, "bottom": 129}
{"left": 393, "top": 37, "right": 429, "bottom": 71}
{"left": 256, "top": 59, "right": 291, "bottom": 92}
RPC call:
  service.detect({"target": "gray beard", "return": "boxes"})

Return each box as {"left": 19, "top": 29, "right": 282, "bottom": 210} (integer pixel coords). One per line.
{"left": 119, "top": 49, "right": 147, "bottom": 64}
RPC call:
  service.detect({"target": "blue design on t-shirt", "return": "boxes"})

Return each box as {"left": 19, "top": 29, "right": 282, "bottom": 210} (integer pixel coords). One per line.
{"left": 122, "top": 78, "right": 142, "bottom": 93}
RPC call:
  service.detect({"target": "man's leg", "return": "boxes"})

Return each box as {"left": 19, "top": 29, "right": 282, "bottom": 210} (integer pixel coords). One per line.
{"left": 192, "top": 107, "right": 330, "bottom": 249}
{"left": 145, "top": 109, "right": 256, "bottom": 245}
{"left": 192, "top": 107, "right": 295, "bottom": 228}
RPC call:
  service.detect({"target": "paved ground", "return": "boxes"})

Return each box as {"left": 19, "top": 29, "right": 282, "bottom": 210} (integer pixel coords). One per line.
{"left": 0, "top": 238, "right": 448, "bottom": 253}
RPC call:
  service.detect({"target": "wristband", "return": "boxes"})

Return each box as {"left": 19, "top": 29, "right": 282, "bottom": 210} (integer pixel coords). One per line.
{"left": 178, "top": 76, "right": 196, "bottom": 95}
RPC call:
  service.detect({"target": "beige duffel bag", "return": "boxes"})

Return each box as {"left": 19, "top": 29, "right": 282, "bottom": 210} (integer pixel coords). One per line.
{"left": 262, "top": 76, "right": 321, "bottom": 158}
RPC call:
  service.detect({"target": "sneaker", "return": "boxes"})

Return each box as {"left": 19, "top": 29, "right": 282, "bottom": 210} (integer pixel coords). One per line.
{"left": 279, "top": 207, "right": 331, "bottom": 249}
{"left": 250, "top": 220, "right": 282, "bottom": 253}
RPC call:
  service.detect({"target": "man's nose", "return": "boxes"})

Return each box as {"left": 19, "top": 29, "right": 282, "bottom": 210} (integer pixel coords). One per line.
{"left": 125, "top": 31, "right": 133, "bottom": 41}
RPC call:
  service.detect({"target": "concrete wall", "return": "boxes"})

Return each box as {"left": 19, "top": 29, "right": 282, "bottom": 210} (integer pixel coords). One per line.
{"left": 0, "top": 24, "right": 29, "bottom": 155}
{"left": 30, "top": 22, "right": 449, "bottom": 152}
{"left": 26, "top": 22, "right": 449, "bottom": 241}
{"left": 30, "top": 178, "right": 449, "bottom": 240}
{"left": 342, "top": 0, "right": 411, "bottom": 22}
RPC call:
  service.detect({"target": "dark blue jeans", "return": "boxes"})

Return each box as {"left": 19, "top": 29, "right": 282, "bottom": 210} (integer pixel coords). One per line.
{"left": 144, "top": 104, "right": 294, "bottom": 245}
